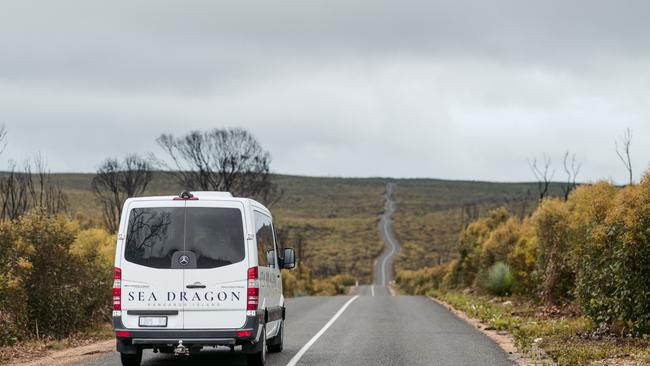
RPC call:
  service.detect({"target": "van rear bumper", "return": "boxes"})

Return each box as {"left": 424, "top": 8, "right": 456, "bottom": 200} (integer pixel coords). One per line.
{"left": 133, "top": 337, "right": 237, "bottom": 346}
{"left": 113, "top": 311, "right": 264, "bottom": 354}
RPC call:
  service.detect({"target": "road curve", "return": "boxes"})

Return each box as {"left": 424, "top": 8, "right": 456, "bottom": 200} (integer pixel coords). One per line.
{"left": 357, "top": 182, "right": 399, "bottom": 298}
{"left": 376, "top": 182, "right": 398, "bottom": 287}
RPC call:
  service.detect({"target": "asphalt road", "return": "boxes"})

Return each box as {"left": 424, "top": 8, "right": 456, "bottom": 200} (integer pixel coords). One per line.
{"left": 82, "top": 183, "right": 512, "bottom": 366}
{"left": 376, "top": 182, "right": 398, "bottom": 287}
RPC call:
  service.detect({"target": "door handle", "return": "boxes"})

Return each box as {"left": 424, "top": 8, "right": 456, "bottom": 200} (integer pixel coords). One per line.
{"left": 186, "top": 283, "right": 206, "bottom": 289}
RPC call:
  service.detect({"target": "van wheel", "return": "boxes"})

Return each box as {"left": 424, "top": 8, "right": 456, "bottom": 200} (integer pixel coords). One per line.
{"left": 245, "top": 325, "right": 266, "bottom": 366}
{"left": 120, "top": 349, "right": 142, "bottom": 366}
{"left": 267, "top": 321, "right": 283, "bottom": 353}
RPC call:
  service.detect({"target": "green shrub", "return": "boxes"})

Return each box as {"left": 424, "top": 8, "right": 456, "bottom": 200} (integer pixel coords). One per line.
{"left": 398, "top": 171, "right": 650, "bottom": 336}
{"left": 477, "top": 218, "right": 521, "bottom": 287}
{"left": 486, "top": 262, "right": 514, "bottom": 296}
{"left": 282, "top": 265, "right": 314, "bottom": 297}
{"left": 532, "top": 199, "right": 574, "bottom": 305}
{"left": 70, "top": 228, "right": 116, "bottom": 267}
{"left": 506, "top": 220, "right": 538, "bottom": 295}
{"left": 0, "top": 210, "right": 113, "bottom": 345}
{"left": 19, "top": 210, "right": 112, "bottom": 338}
{"left": 396, "top": 263, "right": 449, "bottom": 295}
{"left": 312, "top": 273, "right": 357, "bottom": 295}
{"left": 572, "top": 177, "right": 650, "bottom": 334}
{"left": 0, "top": 221, "right": 31, "bottom": 345}
{"left": 454, "top": 208, "right": 510, "bottom": 287}
{"left": 313, "top": 278, "right": 337, "bottom": 295}
{"left": 568, "top": 182, "right": 617, "bottom": 328}
{"left": 441, "top": 259, "right": 461, "bottom": 288}
{"left": 329, "top": 274, "right": 356, "bottom": 294}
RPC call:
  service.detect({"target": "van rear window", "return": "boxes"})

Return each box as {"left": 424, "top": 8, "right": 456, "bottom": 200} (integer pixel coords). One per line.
{"left": 124, "top": 207, "right": 245, "bottom": 269}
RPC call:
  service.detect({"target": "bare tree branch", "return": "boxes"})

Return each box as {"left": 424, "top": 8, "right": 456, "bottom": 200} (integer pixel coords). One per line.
{"left": 156, "top": 128, "right": 277, "bottom": 204}
{"left": 0, "top": 154, "right": 68, "bottom": 220}
{"left": 561, "top": 150, "right": 581, "bottom": 201}
{"left": 121, "top": 154, "right": 154, "bottom": 197}
{"left": 528, "top": 154, "right": 555, "bottom": 200}
{"left": 92, "top": 154, "right": 154, "bottom": 232}
{"left": 615, "top": 127, "right": 633, "bottom": 185}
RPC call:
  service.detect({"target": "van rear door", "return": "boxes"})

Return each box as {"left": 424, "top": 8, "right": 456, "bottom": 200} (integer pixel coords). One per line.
{"left": 182, "top": 200, "right": 248, "bottom": 329}
{"left": 119, "top": 201, "right": 186, "bottom": 330}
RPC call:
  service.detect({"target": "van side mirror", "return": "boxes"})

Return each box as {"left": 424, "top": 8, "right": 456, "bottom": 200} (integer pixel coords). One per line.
{"left": 282, "top": 248, "right": 296, "bottom": 269}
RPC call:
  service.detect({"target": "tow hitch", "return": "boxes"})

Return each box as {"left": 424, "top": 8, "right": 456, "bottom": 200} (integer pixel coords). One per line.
{"left": 174, "top": 340, "right": 188, "bottom": 356}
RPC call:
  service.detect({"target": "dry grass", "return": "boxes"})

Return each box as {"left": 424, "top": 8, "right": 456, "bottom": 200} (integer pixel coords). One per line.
{"left": 432, "top": 290, "right": 650, "bottom": 366}
{"left": 0, "top": 323, "right": 113, "bottom": 365}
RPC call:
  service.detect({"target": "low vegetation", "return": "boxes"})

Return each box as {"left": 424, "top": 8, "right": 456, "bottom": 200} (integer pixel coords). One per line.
{"left": 392, "top": 179, "right": 563, "bottom": 273}
{"left": 0, "top": 210, "right": 114, "bottom": 353}
{"left": 271, "top": 175, "right": 386, "bottom": 288}
{"left": 396, "top": 173, "right": 650, "bottom": 364}
{"left": 0, "top": 175, "right": 384, "bottom": 358}
{"left": 433, "top": 291, "right": 650, "bottom": 365}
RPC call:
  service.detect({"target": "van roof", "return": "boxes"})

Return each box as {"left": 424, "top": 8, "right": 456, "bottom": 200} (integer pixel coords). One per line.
{"left": 190, "top": 191, "right": 233, "bottom": 198}
{"left": 123, "top": 191, "right": 270, "bottom": 215}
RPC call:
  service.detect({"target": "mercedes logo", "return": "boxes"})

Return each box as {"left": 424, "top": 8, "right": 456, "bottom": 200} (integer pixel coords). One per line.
{"left": 179, "top": 255, "right": 190, "bottom": 266}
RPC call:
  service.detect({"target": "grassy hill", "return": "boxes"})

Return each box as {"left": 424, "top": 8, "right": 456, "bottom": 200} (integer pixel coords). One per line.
{"left": 54, "top": 173, "right": 386, "bottom": 284}
{"left": 390, "top": 179, "right": 564, "bottom": 273}
{"left": 52, "top": 173, "right": 562, "bottom": 284}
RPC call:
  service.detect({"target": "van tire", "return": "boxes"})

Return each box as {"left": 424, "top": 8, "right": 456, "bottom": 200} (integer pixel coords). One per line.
{"left": 245, "top": 325, "right": 267, "bottom": 366}
{"left": 267, "top": 321, "right": 283, "bottom": 353}
{"left": 120, "top": 350, "right": 142, "bottom": 366}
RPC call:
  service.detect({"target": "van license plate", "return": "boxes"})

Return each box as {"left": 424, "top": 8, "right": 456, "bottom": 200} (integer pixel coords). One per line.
{"left": 139, "top": 316, "right": 167, "bottom": 327}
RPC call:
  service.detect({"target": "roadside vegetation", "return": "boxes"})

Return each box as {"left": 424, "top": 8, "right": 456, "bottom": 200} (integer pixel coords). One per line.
{"left": 396, "top": 173, "right": 650, "bottom": 365}
{"left": 0, "top": 210, "right": 115, "bottom": 362}
{"left": 392, "top": 179, "right": 563, "bottom": 273}
{"left": 0, "top": 126, "right": 387, "bottom": 363}
{"left": 433, "top": 291, "right": 650, "bottom": 365}
{"left": 3, "top": 121, "right": 644, "bottom": 366}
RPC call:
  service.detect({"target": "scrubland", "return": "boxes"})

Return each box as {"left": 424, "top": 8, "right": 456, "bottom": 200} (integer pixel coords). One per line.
{"left": 395, "top": 174, "right": 650, "bottom": 365}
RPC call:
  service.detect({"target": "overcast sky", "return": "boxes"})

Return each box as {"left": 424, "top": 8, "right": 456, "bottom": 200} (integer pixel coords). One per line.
{"left": 1, "top": 1, "right": 649, "bottom": 183}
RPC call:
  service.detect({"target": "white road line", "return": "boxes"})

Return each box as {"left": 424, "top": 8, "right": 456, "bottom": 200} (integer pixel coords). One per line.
{"left": 371, "top": 285, "right": 375, "bottom": 297}
{"left": 286, "top": 296, "right": 359, "bottom": 366}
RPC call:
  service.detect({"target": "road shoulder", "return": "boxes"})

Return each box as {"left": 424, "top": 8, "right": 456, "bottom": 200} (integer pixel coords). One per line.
{"left": 428, "top": 296, "right": 552, "bottom": 366}
{"left": 6, "top": 339, "right": 114, "bottom": 366}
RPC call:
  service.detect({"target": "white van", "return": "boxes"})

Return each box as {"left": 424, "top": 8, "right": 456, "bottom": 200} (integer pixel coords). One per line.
{"left": 112, "top": 191, "right": 295, "bottom": 366}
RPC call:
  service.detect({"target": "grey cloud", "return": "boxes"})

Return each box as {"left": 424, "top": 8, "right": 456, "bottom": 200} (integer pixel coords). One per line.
{"left": 3, "top": 1, "right": 650, "bottom": 88}
{"left": 0, "top": 1, "right": 649, "bottom": 183}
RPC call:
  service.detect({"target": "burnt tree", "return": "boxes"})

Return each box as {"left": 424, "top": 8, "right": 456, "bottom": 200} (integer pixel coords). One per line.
{"left": 92, "top": 154, "right": 153, "bottom": 232}
{"left": 157, "top": 128, "right": 280, "bottom": 204}
{"left": 561, "top": 151, "right": 581, "bottom": 201}
{"left": 615, "top": 127, "right": 634, "bottom": 185}
{"left": 528, "top": 154, "right": 555, "bottom": 200}
{"left": 0, "top": 157, "right": 68, "bottom": 221}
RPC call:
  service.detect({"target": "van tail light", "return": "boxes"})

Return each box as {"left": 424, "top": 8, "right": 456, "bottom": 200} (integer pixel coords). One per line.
{"left": 116, "top": 330, "right": 131, "bottom": 338}
{"left": 236, "top": 330, "right": 253, "bottom": 338}
{"left": 247, "top": 267, "right": 259, "bottom": 314}
{"left": 113, "top": 267, "right": 122, "bottom": 311}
